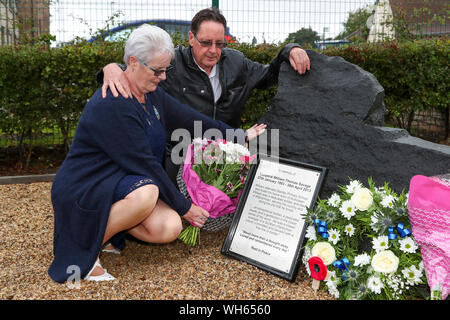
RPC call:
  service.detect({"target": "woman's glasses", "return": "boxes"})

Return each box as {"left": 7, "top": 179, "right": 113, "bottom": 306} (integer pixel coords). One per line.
{"left": 138, "top": 58, "right": 173, "bottom": 76}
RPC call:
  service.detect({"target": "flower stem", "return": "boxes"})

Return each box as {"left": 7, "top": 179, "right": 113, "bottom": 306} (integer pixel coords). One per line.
{"left": 178, "top": 225, "right": 200, "bottom": 246}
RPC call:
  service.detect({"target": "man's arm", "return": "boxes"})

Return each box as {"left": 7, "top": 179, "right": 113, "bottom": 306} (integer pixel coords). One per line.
{"left": 96, "top": 63, "right": 131, "bottom": 99}
{"left": 244, "top": 43, "right": 310, "bottom": 90}
{"left": 273, "top": 42, "right": 310, "bottom": 75}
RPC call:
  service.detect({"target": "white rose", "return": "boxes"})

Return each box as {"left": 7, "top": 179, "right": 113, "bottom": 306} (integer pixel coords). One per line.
{"left": 371, "top": 250, "right": 399, "bottom": 274}
{"left": 311, "top": 242, "right": 336, "bottom": 265}
{"left": 350, "top": 187, "right": 373, "bottom": 211}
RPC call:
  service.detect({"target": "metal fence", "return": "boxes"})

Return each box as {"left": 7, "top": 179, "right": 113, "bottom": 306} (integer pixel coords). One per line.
{"left": 1, "top": 0, "right": 449, "bottom": 47}
{"left": 0, "top": 0, "right": 449, "bottom": 149}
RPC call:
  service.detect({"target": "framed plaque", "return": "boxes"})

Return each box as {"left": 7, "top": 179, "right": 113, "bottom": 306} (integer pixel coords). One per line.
{"left": 221, "top": 154, "right": 327, "bottom": 281}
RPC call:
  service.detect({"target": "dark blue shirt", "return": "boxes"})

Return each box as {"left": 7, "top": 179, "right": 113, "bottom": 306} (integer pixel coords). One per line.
{"left": 48, "top": 86, "right": 246, "bottom": 283}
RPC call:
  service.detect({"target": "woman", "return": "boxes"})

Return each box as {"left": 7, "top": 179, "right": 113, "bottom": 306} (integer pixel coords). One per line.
{"left": 48, "top": 24, "right": 266, "bottom": 283}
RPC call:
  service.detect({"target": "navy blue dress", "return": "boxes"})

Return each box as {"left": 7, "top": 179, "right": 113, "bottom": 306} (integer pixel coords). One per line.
{"left": 48, "top": 86, "right": 247, "bottom": 283}
{"left": 112, "top": 98, "right": 164, "bottom": 203}
{"left": 108, "top": 98, "right": 164, "bottom": 250}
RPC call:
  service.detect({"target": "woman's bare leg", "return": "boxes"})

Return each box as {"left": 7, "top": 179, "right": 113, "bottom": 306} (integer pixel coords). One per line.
{"left": 89, "top": 184, "right": 159, "bottom": 277}
{"left": 128, "top": 199, "right": 182, "bottom": 244}
{"left": 102, "top": 184, "right": 159, "bottom": 244}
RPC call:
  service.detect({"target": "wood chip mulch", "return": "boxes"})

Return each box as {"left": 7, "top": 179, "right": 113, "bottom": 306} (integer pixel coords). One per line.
{"left": 0, "top": 182, "right": 334, "bottom": 300}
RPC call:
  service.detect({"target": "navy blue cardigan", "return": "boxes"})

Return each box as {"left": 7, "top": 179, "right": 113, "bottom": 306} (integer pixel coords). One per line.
{"left": 48, "top": 86, "right": 246, "bottom": 283}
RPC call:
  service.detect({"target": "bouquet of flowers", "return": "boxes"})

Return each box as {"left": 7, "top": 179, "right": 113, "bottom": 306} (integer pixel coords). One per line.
{"left": 178, "top": 138, "right": 255, "bottom": 246}
{"left": 302, "top": 177, "right": 428, "bottom": 300}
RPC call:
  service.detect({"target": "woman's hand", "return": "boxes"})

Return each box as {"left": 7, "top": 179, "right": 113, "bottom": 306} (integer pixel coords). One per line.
{"left": 182, "top": 204, "right": 210, "bottom": 228}
{"left": 246, "top": 123, "right": 267, "bottom": 142}
{"left": 101, "top": 63, "right": 132, "bottom": 99}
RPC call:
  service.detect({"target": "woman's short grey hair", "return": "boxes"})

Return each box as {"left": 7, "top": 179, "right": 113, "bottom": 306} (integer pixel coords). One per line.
{"left": 123, "top": 24, "right": 175, "bottom": 65}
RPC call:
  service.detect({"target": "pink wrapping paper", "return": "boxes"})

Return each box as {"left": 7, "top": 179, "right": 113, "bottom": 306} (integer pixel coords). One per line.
{"left": 182, "top": 144, "right": 240, "bottom": 219}
{"left": 408, "top": 174, "right": 450, "bottom": 300}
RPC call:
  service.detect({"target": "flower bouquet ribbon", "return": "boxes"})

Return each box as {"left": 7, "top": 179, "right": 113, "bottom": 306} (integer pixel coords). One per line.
{"left": 178, "top": 139, "right": 253, "bottom": 246}
{"left": 408, "top": 174, "right": 450, "bottom": 300}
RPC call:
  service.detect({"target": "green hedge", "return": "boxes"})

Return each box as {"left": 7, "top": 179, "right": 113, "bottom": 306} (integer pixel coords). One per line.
{"left": 0, "top": 42, "right": 123, "bottom": 151}
{"left": 0, "top": 38, "right": 448, "bottom": 163}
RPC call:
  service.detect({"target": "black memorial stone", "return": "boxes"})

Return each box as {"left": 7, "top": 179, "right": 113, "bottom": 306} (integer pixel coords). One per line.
{"left": 258, "top": 50, "right": 450, "bottom": 197}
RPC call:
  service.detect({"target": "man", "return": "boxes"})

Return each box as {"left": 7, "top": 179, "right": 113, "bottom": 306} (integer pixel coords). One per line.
{"left": 98, "top": 7, "right": 310, "bottom": 182}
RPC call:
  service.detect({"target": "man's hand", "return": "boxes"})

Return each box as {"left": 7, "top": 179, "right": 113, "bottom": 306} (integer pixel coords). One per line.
{"left": 102, "top": 63, "right": 132, "bottom": 99}
{"left": 289, "top": 47, "right": 310, "bottom": 75}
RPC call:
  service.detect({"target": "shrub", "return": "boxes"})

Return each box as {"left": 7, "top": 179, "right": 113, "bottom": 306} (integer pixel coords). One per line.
{"left": 232, "top": 43, "right": 281, "bottom": 129}
{"left": 0, "top": 38, "right": 447, "bottom": 167}
{"left": 0, "top": 41, "right": 123, "bottom": 166}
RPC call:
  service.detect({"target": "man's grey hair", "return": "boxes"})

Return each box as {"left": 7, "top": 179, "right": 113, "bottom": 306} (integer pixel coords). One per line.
{"left": 123, "top": 24, "right": 175, "bottom": 65}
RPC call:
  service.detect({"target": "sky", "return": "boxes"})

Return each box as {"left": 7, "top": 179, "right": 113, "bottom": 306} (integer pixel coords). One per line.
{"left": 50, "top": 0, "right": 376, "bottom": 45}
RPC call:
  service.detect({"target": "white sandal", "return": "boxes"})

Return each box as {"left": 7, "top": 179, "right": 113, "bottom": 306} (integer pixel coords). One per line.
{"left": 102, "top": 242, "right": 121, "bottom": 255}
{"left": 84, "top": 258, "right": 116, "bottom": 282}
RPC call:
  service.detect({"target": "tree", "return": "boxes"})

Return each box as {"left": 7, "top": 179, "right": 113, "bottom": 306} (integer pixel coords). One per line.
{"left": 335, "top": 7, "right": 372, "bottom": 41}
{"left": 285, "top": 27, "right": 320, "bottom": 48}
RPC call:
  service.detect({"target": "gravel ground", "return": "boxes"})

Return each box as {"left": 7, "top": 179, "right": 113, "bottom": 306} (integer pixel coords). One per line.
{"left": 0, "top": 182, "right": 334, "bottom": 300}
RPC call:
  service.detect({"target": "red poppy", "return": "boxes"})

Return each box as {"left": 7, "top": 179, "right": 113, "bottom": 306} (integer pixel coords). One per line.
{"left": 308, "top": 256, "right": 328, "bottom": 281}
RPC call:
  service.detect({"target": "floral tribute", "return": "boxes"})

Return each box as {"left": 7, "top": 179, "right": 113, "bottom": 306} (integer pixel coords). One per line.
{"left": 178, "top": 138, "right": 255, "bottom": 246}
{"left": 302, "top": 178, "right": 428, "bottom": 300}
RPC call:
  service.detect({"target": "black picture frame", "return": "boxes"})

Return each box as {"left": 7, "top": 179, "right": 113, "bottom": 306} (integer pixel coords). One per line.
{"left": 221, "top": 154, "right": 327, "bottom": 281}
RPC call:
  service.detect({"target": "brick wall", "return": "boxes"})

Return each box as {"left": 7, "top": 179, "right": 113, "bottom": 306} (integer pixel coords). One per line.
{"left": 411, "top": 108, "right": 449, "bottom": 142}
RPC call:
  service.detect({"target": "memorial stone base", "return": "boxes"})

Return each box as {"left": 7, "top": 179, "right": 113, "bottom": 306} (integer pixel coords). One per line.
{"left": 258, "top": 50, "right": 450, "bottom": 197}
